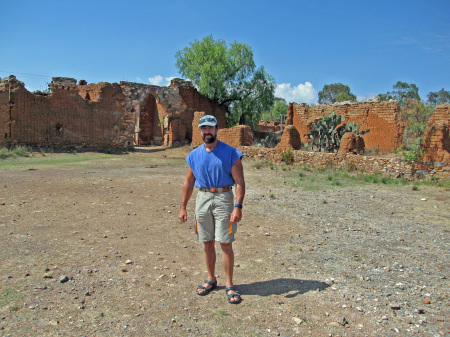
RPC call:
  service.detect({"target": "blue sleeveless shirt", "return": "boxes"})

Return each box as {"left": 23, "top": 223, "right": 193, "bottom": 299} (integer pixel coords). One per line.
{"left": 186, "top": 141, "right": 243, "bottom": 188}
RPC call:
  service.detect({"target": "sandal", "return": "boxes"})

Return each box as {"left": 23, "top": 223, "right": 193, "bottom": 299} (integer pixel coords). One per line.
{"left": 225, "top": 286, "right": 242, "bottom": 304}
{"left": 196, "top": 279, "right": 217, "bottom": 296}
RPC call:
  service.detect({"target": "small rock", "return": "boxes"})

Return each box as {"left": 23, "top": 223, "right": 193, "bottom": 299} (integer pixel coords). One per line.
{"left": 390, "top": 304, "right": 401, "bottom": 310}
{"left": 125, "top": 260, "right": 133, "bottom": 264}
{"left": 59, "top": 275, "right": 69, "bottom": 283}
{"left": 339, "top": 317, "right": 349, "bottom": 326}
{"left": 292, "top": 317, "right": 303, "bottom": 325}
{"left": 423, "top": 299, "right": 431, "bottom": 304}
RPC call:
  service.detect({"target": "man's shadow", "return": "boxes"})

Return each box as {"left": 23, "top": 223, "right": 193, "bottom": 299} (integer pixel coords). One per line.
{"left": 234, "top": 278, "right": 330, "bottom": 297}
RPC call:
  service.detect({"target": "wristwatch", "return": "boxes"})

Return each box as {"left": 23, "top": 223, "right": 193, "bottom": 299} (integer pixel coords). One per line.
{"left": 234, "top": 204, "right": 242, "bottom": 209}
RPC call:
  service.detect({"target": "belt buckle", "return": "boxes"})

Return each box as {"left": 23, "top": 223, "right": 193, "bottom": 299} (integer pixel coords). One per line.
{"left": 210, "top": 188, "right": 218, "bottom": 193}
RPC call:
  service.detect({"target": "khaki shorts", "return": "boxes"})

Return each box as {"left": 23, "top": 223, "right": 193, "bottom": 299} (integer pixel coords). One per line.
{"left": 195, "top": 190, "right": 237, "bottom": 243}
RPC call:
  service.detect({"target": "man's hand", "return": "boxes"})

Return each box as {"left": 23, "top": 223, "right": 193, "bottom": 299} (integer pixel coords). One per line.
{"left": 230, "top": 207, "right": 242, "bottom": 223}
{"left": 179, "top": 208, "right": 188, "bottom": 223}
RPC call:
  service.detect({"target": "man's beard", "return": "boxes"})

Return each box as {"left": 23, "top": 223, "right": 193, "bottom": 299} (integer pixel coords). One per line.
{"left": 202, "top": 133, "right": 217, "bottom": 144}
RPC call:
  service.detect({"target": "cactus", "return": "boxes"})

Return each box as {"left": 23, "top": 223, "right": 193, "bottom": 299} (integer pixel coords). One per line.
{"left": 308, "top": 112, "right": 370, "bottom": 152}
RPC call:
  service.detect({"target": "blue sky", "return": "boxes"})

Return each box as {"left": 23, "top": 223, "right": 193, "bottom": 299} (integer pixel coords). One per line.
{"left": 2, "top": 0, "right": 449, "bottom": 104}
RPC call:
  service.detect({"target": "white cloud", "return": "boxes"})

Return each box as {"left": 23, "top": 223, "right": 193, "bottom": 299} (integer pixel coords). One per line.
{"left": 357, "top": 94, "right": 378, "bottom": 102}
{"left": 148, "top": 75, "right": 163, "bottom": 85}
{"left": 148, "top": 75, "right": 175, "bottom": 86}
{"left": 275, "top": 82, "right": 317, "bottom": 104}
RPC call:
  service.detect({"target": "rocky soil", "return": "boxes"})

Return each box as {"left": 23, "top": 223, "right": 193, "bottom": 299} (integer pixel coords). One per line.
{"left": 0, "top": 147, "right": 449, "bottom": 337}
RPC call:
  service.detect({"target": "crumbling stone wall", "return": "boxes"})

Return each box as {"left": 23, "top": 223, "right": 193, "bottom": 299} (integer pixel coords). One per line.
{"left": 257, "top": 121, "right": 281, "bottom": 132}
{"left": 287, "top": 101, "right": 403, "bottom": 153}
{"left": 164, "top": 117, "right": 187, "bottom": 146}
{"left": 422, "top": 104, "right": 450, "bottom": 163}
{"left": 174, "top": 80, "right": 227, "bottom": 141}
{"left": 0, "top": 76, "right": 227, "bottom": 148}
{"left": 1, "top": 76, "right": 132, "bottom": 148}
{"left": 238, "top": 147, "right": 449, "bottom": 179}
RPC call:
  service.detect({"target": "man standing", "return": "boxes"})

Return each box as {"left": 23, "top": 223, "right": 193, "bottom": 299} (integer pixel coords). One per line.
{"left": 179, "top": 115, "right": 245, "bottom": 304}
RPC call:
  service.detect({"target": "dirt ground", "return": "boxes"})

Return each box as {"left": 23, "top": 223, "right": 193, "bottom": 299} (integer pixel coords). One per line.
{"left": 0, "top": 146, "right": 449, "bottom": 337}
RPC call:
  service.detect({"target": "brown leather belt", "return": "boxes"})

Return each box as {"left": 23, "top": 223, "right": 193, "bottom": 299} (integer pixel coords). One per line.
{"left": 199, "top": 187, "right": 232, "bottom": 193}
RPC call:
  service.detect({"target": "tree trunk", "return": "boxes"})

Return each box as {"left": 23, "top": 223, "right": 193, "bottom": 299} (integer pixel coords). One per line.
{"left": 239, "top": 113, "right": 246, "bottom": 125}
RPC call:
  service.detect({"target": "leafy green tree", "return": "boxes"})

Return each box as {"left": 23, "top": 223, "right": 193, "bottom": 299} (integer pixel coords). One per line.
{"left": 378, "top": 81, "right": 420, "bottom": 105}
{"left": 318, "top": 83, "right": 356, "bottom": 104}
{"left": 261, "top": 97, "right": 288, "bottom": 122}
{"left": 427, "top": 88, "right": 450, "bottom": 105}
{"left": 335, "top": 92, "right": 356, "bottom": 102}
{"left": 175, "top": 35, "right": 275, "bottom": 128}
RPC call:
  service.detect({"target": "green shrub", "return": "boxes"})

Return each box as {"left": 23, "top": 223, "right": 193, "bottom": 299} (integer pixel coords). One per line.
{"left": 0, "top": 146, "right": 31, "bottom": 160}
{"left": 401, "top": 99, "right": 434, "bottom": 163}
{"left": 280, "top": 150, "right": 294, "bottom": 165}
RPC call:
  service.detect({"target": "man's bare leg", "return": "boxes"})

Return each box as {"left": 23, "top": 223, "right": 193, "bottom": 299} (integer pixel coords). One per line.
{"left": 221, "top": 242, "right": 239, "bottom": 302}
{"left": 197, "top": 240, "right": 216, "bottom": 294}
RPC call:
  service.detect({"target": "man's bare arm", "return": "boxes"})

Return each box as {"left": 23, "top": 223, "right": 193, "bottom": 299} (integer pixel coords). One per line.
{"left": 230, "top": 158, "right": 245, "bottom": 223}
{"left": 179, "top": 167, "right": 195, "bottom": 223}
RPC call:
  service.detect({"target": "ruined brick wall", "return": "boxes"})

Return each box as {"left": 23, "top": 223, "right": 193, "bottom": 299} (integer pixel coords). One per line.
{"left": 190, "top": 111, "right": 253, "bottom": 148}
{"left": 120, "top": 78, "right": 227, "bottom": 145}
{"left": 217, "top": 126, "right": 253, "bottom": 148}
{"left": 0, "top": 76, "right": 227, "bottom": 148}
{"left": 0, "top": 76, "right": 132, "bottom": 148}
{"left": 275, "top": 125, "right": 301, "bottom": 151}
{"left": 338, "top": 132, "right": 365, "bottom": 155}
{"left": 257, "top": 121, "right": 281, "bottom": 132}
{"left": 422, "top": 104, "right": 450, "bottom": 163}
{"left": 164, "top": 118, "right": 187, "bottom": 147}
{"left": 0, "top": 77, "right": 15, "bottom": 142}
{"left": 174, "top": 79, "right": 227, "bottom": 141}
{"left": 191, "top": 111, "right": 228, "bottom": 147}
{"left": 287, "top": 101, "right": 403, "bottom": 153}
{"left": 120, "top": 81, "right": 183, "bottom": 145}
